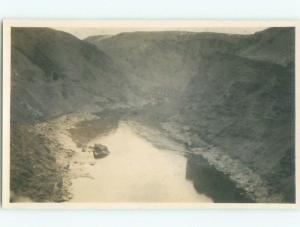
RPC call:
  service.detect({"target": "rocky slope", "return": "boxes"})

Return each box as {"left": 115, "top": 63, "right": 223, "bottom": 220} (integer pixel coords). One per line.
{"left": 10, "top": 123, "right": 72, "bottom": 202}
{"left": 180, "top": 53, "right": 294, "bottom": 202}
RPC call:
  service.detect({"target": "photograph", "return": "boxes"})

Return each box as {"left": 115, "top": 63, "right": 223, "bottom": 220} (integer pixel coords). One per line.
{"left": 2, "top": 20, "right": 298, "bottom": 208}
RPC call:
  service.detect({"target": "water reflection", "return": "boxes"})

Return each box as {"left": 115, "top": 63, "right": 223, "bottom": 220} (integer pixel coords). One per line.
{"left": 186, "top": 153, "right": 253, "bottom": 203}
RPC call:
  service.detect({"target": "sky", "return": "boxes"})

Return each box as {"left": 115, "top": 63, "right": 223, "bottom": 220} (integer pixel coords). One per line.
{"left": 53, "top": 26, "right": 267, "bottom": 39}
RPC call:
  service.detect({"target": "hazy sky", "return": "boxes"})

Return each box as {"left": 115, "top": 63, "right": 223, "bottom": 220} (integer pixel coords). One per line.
{"left": 54, "top": 27, "right": 267, "bottom": 39}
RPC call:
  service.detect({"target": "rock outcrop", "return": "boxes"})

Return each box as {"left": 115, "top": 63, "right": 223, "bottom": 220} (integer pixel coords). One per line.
{"left": 91, "top": 144, "right": 110, "bottom": 159}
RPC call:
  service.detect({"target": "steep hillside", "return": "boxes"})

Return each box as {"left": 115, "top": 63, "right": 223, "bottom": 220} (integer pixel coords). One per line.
{"left": 180, "top": 53, "right": 294, "bottom": 201}
{"left": 10, "top": 28, "right": 128, "bottom": 202}
{"left": 11, "top": 28, "right": 127, "bottom": 123}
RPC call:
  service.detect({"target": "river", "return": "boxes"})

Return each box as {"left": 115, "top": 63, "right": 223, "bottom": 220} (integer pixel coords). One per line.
{"left": 70, "top": 121, "right": 212, "bottom": 202}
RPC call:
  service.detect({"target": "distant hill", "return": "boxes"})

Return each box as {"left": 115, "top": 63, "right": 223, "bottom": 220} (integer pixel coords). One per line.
{"left": 85, "top": 34, "right": 114, "bottom": 42}
{"left": 85, "top": 31, "right": 245, "bottom": 96}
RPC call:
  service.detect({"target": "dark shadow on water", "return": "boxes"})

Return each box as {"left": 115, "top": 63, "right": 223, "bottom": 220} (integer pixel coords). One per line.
{"left": 186, "top": 153, "right": 254, "bottom": 203}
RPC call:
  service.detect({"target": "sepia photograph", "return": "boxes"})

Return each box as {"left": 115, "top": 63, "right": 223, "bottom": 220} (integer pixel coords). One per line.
{"left": 2, "top": 20, "right": 299, "bottom": 208}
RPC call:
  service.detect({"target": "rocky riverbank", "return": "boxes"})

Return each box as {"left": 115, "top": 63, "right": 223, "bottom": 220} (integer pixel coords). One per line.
{"left": 10, "top": 112, "right": 100, "bottom": 202}
{"left": 128, "top": 117, "right": 283, "bottom": 203}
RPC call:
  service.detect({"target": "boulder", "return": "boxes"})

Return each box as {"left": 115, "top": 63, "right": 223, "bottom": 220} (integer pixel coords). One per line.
{"left": 92, "top": 144, "right": 110, "bottom": 159}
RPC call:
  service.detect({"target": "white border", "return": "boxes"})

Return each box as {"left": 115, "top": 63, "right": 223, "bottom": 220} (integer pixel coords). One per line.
{"left": 2, "top": 19, "right": 300, "bottom": 209}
